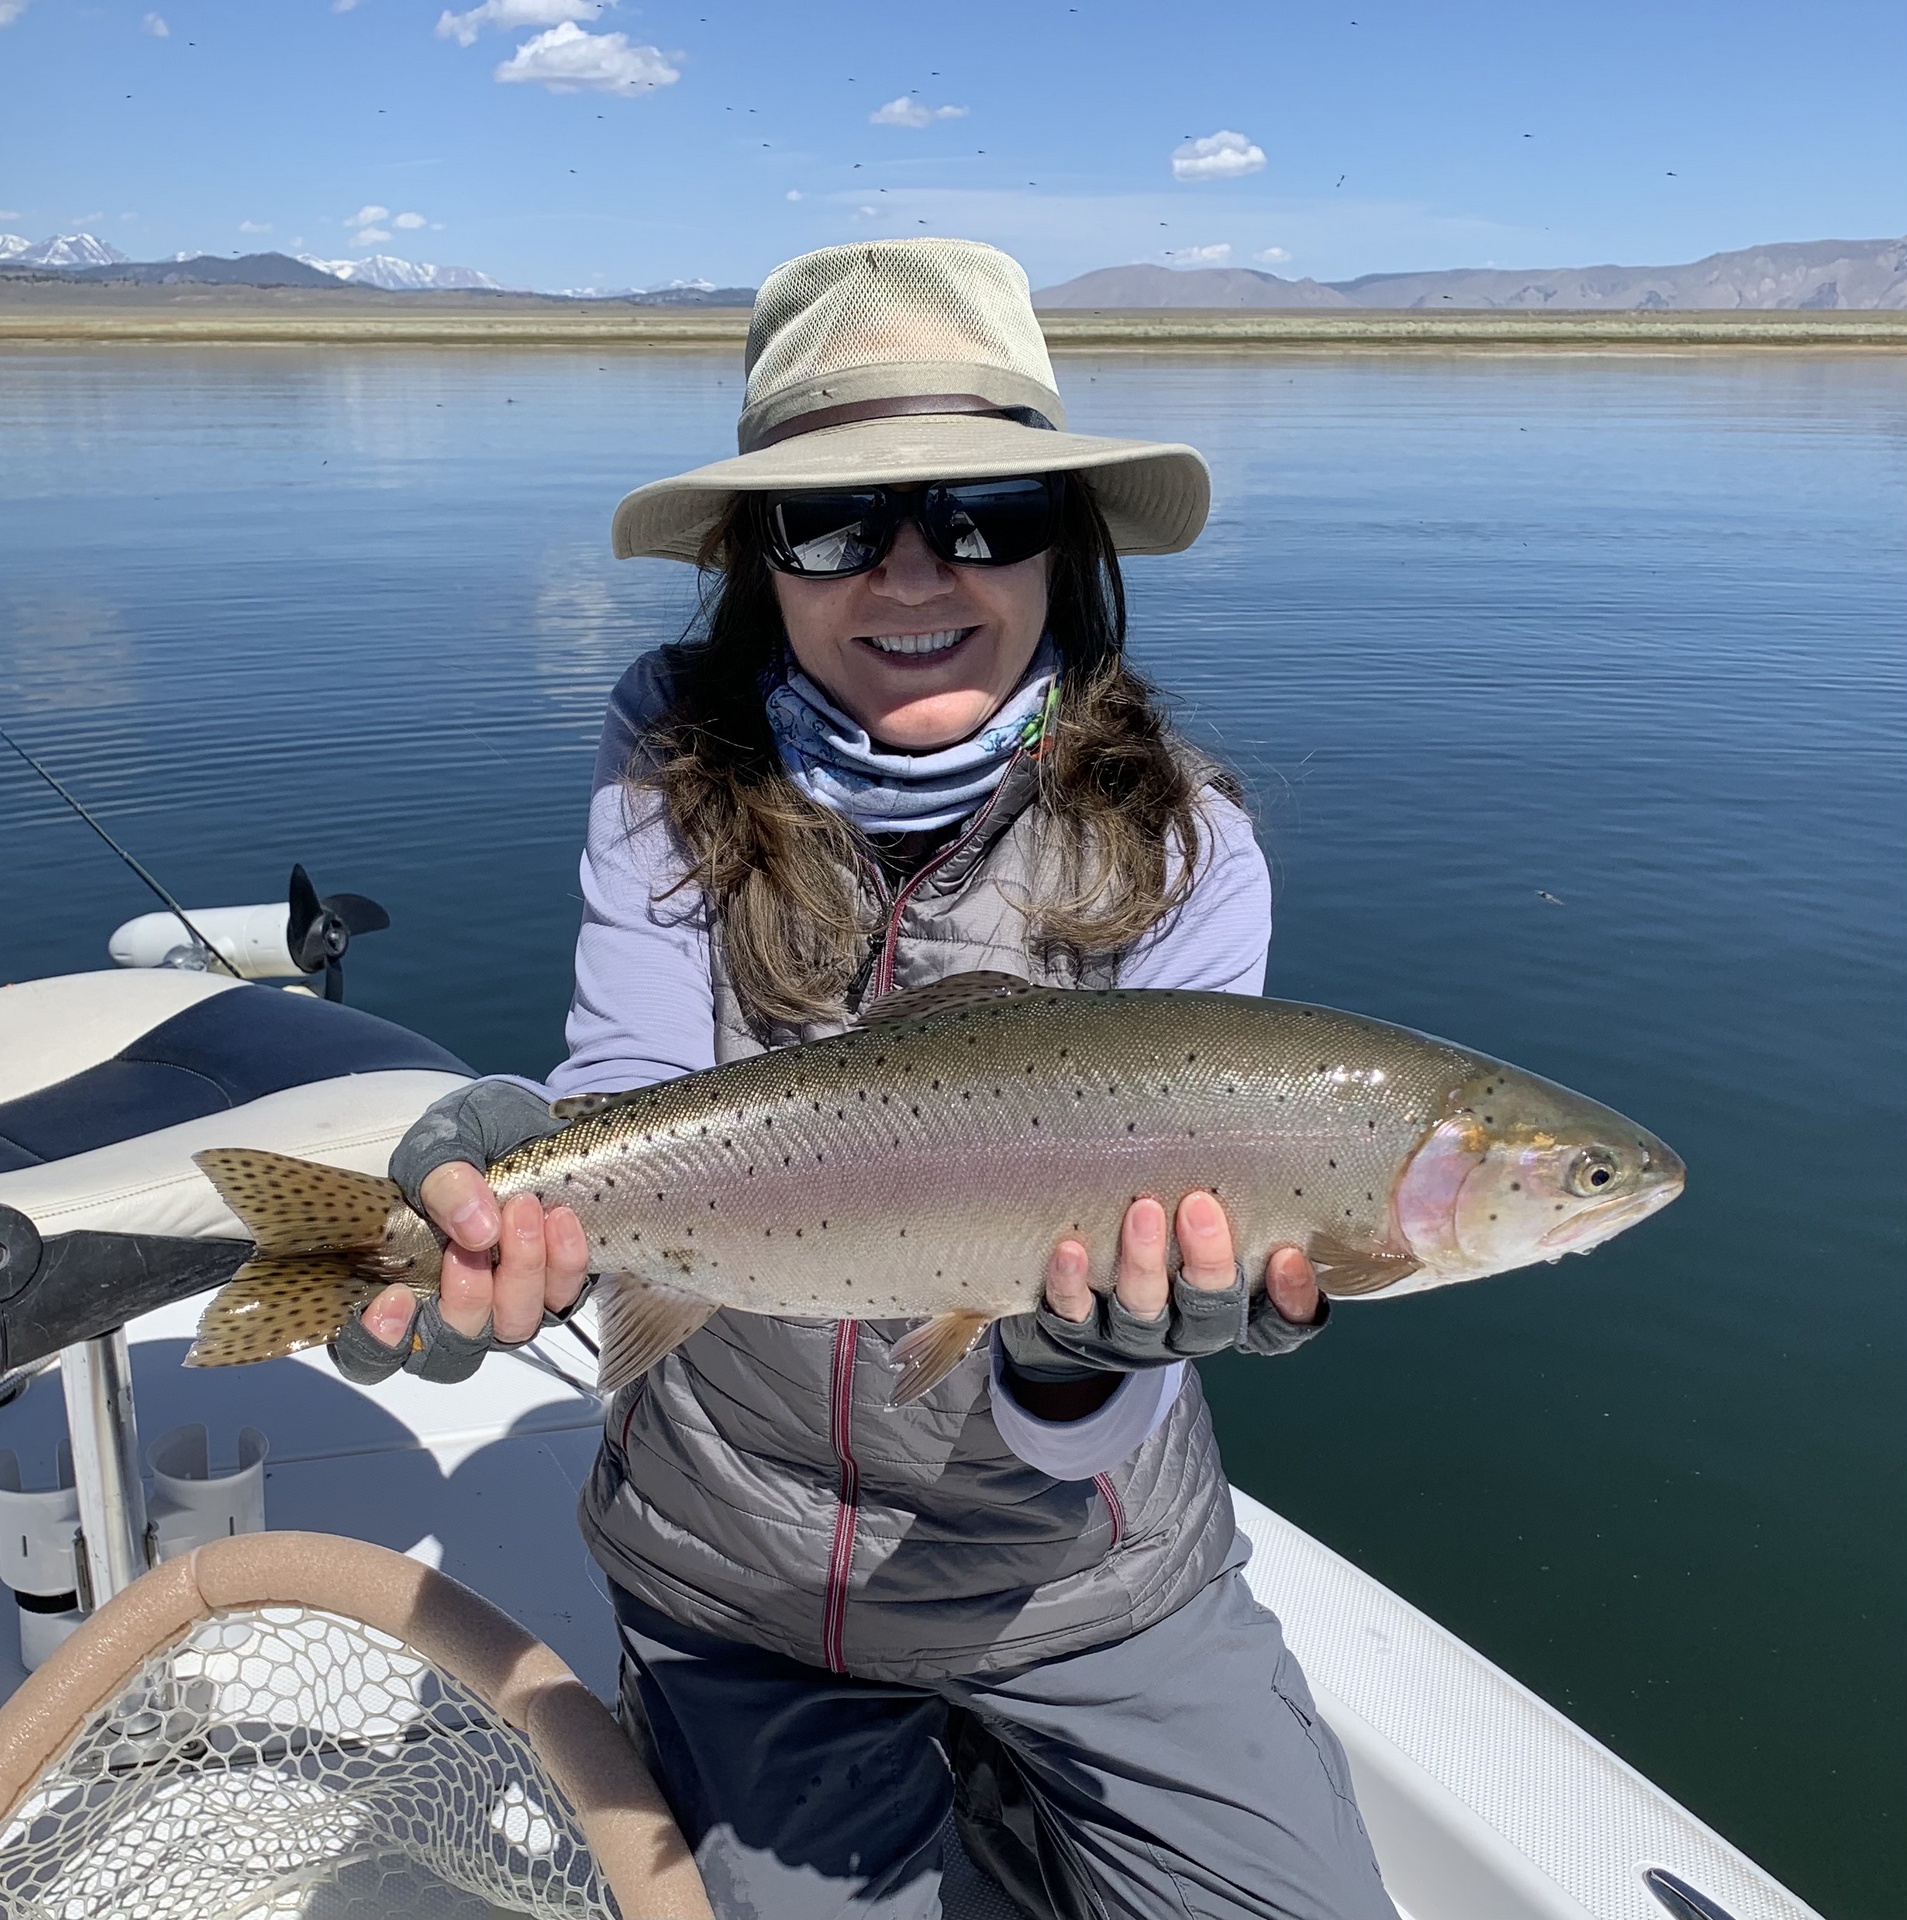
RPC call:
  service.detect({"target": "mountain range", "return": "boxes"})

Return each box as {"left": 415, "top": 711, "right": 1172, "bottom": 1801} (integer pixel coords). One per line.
{"left": 1034, "top": 236, "right": 1907, "bottom": 311}
{"left": 0, "top": 236, "right": 499, "bottom": 292}
{"left": 9, "top": 230, "right": 1906, "bottom": 311}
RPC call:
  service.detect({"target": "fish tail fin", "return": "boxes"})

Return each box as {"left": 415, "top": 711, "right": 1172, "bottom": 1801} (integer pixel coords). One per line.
{"left": 187, "top": 1254, "right": 380, "bottom": 1367}
{"left": 189, "top": 1149, "right": 409, "bottom": 1366}
{"left": 194, "top": 1147, "right": 404, "bottom": 1257}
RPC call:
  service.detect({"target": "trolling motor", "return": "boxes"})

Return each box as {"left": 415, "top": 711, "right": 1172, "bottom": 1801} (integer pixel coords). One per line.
{"left": 3, "top": 727, "right": 390, "bottom": 1005}
{"left": 110, "top": 865, "right": 391, "bottom": 1003}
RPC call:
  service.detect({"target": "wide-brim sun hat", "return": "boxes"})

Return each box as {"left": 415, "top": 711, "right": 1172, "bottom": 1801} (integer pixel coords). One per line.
{"left": 610, "top": 237, "right": 1210, "bottom": 563}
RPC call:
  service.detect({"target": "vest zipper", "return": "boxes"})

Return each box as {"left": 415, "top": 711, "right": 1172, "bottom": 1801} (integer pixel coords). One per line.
{"left": 1093, "top": 1472, "right": 1126, "bottom": 1550}
{"left": 821, "top": 757, "right": 1031, "bottom": 1670}
{"left": 866, "top": 753, "right": 1027, "bottom": 1000}
{"left": 821, "top": 1320, "right": 861, "bottom": 1674}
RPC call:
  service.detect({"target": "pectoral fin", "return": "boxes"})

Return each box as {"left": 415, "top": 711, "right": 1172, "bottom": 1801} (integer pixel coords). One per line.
{"left": 1306, "top": 1233, "right": 1422, "bottom": 1298}
{"left": 595, "top": 1274, "right": 719, "bottom": 1395}
{"left": 887, "top": 1311, "right": 993, "bottom": 1407}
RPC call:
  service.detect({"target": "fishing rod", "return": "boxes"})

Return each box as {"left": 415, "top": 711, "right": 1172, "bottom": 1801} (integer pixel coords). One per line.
{"left": 0, "top": 726, "right": 244, "bottom": 979}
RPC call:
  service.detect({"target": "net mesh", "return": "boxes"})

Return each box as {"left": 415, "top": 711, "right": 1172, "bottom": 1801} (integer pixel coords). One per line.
{"left": 0, "top": 1607, "right": 619, "bottom": 1920}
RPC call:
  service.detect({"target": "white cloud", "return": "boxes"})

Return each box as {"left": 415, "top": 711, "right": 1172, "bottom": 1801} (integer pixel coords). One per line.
{"left": 142, "top": 11, "right": 168, "bottom": 33}
{"left": 437, "top": 0, "right": 596, "bottom": 46}
{"left": 493, "top": 23, "right": 677, "bottom": 92}
{"left": 0, "top": 1, "right": 29, "bottom": 23}
{"left": 393, "top": 211, "right": 428, "bottom": 229}
{"left": 1171, "top": 129, "right": 1266, "bottom": 182}
{"left": 345, "top": 206, "right": 397, "bottom": 247}
{"left": 1255, "top": 245, "right": 1291, "bottom": 264}
{"left": 785, "top": 189, "right": 802, "bottom": 202}
{"left": 238, "top": 220, "right": 272, "bottom": 234}
{"left": 870, "top": 95, "right": 967, "bottom": 128}
{"left": 0, "top": 210, "right": 20, "bottom": 221}
{"left": 1165, "top": 242, "right": 1232, "bottom": 267}
{"left": 332, "top": 0, "right": 363, "bottom": 11}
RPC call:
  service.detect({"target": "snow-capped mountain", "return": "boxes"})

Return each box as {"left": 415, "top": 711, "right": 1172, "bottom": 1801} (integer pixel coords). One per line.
{"left": 297, "top": 253, "right": 501, "bottom": 292}
{"left": 6, "top": 233, "right": 132, "bottom": 269}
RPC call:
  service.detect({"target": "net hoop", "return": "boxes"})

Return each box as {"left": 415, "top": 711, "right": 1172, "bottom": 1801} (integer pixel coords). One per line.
{"left": 0, "top": 1530, "right": 711, "bottom": 1919}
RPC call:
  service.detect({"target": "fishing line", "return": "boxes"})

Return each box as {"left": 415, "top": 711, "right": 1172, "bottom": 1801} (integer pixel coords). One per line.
{"left": 0, "top": 726, "right": 244, "bottom": 978}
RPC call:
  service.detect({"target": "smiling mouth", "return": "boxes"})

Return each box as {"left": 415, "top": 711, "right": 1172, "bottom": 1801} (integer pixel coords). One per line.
{"left": 857, "top": 627, "right": 974, "bottom": 658}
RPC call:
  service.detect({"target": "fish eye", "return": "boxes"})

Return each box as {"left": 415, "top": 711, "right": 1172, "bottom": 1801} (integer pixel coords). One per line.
{"left": 1567, "top": 1149, "right": 1621, "bottom": 1197}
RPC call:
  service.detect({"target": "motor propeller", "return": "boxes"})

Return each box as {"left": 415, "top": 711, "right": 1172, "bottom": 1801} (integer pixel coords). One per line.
{"left": 286, "top": 864, "right": 390, "bottom": 1003}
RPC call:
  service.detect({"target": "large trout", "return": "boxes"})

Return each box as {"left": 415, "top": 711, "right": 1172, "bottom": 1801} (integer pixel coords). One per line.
{"left": 189, "top": 973, "right": 1684, "bottom": 1401}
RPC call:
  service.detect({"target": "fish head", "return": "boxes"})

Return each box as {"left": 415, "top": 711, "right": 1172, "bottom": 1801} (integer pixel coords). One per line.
{"left": 1394, "top": 1065, "right": 1684, "bottom": 1282}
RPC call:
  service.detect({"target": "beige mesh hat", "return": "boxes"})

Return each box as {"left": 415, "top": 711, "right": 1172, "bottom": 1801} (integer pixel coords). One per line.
{"left": 610, "top": 237, "right": 1210, "bottom": 563}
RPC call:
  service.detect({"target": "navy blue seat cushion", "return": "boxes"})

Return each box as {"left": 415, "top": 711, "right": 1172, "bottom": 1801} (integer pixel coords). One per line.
{"left": 0, "top": 988, "right": 472, "bottom": 1172}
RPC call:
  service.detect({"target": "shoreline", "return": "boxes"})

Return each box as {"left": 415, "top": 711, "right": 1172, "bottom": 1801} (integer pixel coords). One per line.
{"left": 2, "top": 284, "right": 1905, "bottom": 350}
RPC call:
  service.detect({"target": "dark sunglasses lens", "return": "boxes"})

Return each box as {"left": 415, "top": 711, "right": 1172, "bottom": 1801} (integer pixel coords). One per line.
{"left": 922, "top": 476, "right": 1059, "bottom": 566}
{"left": 768, "top": 491, "right": 888, "bottom": 575}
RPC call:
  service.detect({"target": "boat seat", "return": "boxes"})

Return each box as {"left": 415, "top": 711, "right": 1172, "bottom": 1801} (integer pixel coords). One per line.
{"left": 0, "top": 972, "right": 471, "bottom": 1240}
{"left": 0, "top": 973, "right": 473, "bottom": 1367}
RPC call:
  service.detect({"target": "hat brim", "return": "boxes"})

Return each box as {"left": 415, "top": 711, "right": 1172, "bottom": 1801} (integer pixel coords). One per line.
{"left": 610, "top": 414, "right": 1210, "bottom": 563}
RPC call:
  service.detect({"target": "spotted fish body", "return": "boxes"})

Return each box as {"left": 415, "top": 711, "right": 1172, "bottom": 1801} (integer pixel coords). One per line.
{"left": 190, "top": 976, "right": 1684, "bottom": 1400}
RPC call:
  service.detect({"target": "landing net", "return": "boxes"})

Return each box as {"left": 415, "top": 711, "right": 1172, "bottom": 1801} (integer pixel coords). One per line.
{"left": 0, "top": 1605, "right": 618, "bottom": 1920}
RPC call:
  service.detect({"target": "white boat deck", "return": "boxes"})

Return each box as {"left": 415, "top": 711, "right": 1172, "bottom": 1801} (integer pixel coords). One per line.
{"left": 0, "top": 1293, "right": 1818, "bottom": 1920}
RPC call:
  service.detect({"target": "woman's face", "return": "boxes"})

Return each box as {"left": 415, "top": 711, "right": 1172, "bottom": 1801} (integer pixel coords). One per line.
{"left": 770, "top": 508, "right": 1051, "bottom": 752}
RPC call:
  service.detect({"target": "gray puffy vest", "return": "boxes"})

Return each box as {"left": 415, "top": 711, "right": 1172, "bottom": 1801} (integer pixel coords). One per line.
{"left": 578, "top": 754, "right": 1237, "bottom": 1682}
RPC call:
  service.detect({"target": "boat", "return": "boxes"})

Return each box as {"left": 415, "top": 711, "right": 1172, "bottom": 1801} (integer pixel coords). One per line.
{"left": 0, "top": 904, "right": 1823, "bottom": 1919}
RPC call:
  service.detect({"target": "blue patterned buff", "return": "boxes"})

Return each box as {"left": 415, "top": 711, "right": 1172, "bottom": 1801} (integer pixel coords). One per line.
{"left": 764, "top": 638, "right": 1060, "bottom": 834}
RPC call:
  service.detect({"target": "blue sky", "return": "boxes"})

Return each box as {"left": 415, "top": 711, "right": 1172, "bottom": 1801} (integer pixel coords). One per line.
{"left": 2, "top": 0, "right": 1903, "bottom": 291}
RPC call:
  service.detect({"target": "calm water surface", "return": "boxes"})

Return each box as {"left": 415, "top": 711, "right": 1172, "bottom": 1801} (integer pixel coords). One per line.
{"left": 2, "top": 346, "right": 1902, "bottom": 1913}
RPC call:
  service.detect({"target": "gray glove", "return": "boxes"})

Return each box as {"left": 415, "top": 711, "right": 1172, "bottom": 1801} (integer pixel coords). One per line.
{"left": 329, "top": 1078, "right": 580, "bottom": 1386}
{"left": 997, "top": 1264, "right": 1329, "bottom": 1383}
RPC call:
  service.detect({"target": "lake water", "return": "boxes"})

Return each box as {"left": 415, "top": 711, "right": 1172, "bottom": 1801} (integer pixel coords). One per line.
{"left": 2, "top": 344, "right": 1902, "bottom": 1913}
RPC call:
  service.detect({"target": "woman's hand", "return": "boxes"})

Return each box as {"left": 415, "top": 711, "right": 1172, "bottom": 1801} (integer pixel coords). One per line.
{"left": 358, "top": 1163, "right": 592, "bottom": 1351}
{"left": 1043, "top": 1191, "right": 1321, "bottom": 1329}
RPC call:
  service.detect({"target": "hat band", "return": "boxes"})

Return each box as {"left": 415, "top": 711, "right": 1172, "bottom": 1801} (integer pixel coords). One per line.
{"left": 750, "top": 392, "right": 1056, "bottom": 452}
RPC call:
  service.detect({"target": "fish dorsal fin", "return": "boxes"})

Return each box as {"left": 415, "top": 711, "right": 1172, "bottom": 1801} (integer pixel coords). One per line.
{"left": 1306, "top": 1232, "right": 1422, "bottom": 1298}
{"left": 855, "top": 971, "right": 1034, "bottom": 1030}
{"left": 550, "top": 1087, "right": 663, "bottom": 1122}
{"left": 887, "top": 1310, "right": 993, "bottom": 1406}
{"left": 595, "top": 1274, "right": 719, "bottom": 1395}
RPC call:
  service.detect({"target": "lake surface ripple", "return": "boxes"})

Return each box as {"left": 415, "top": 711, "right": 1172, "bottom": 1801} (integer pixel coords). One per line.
{"left": 2, "top": 346, "right": 1902, "bottom": 1913}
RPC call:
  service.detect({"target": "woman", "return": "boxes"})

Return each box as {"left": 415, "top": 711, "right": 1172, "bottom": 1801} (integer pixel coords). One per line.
{"left": 339, "top": 239, "right": 1395, "bottom": 1920}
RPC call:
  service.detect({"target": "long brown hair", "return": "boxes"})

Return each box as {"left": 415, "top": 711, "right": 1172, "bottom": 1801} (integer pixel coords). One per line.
{"left": 636, "top": 477, "right": 1236, "bottom": 1027}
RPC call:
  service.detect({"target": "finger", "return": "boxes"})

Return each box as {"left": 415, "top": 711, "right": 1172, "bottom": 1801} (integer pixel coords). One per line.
{"left": 1267, "top": 1246, "right": 1322, "bottom": 1326}
{"left": 1114, "top": 1197, "right": 1170, "bottom": 1322}
{"left": 360, "top": 1282, "right": 418, "bottom": 1350}
{"left": 543, "top": 1205, "right": 590, "bottom": 1316}
{"left": 1043, "top": 1239, "right": 1094, "bottom": 1324}
{"left": 491, "top": 1191, "right": 549, "bottom": 1345}
{"left": 436, "top": 1238, "right": 496, "bottom": 1341}
{"left": 1175, "top": 1190, "right": 1237, "bottom": 1292}
{"left": 419, "top": 1162, "right": 501, "bottom": 1252}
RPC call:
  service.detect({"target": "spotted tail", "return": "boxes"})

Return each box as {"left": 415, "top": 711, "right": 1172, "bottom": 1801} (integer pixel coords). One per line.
{"left": 188, "top": 1149, "right": 409, "bottom": 1367}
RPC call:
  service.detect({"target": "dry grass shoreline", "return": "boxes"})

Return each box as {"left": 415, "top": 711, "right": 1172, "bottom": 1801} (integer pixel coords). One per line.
{"left": 3, "top": 282, "right": 1905, "bottom": 350}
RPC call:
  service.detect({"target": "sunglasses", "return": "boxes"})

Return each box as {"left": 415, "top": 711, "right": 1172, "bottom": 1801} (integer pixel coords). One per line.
{"left": 758, "top": 473, "right": 1064, "bottom": 579}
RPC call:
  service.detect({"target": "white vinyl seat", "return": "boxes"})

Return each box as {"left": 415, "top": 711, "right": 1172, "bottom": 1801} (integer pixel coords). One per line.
{"left": 0, "top": 971, "right": 469, "bottom": 1246}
